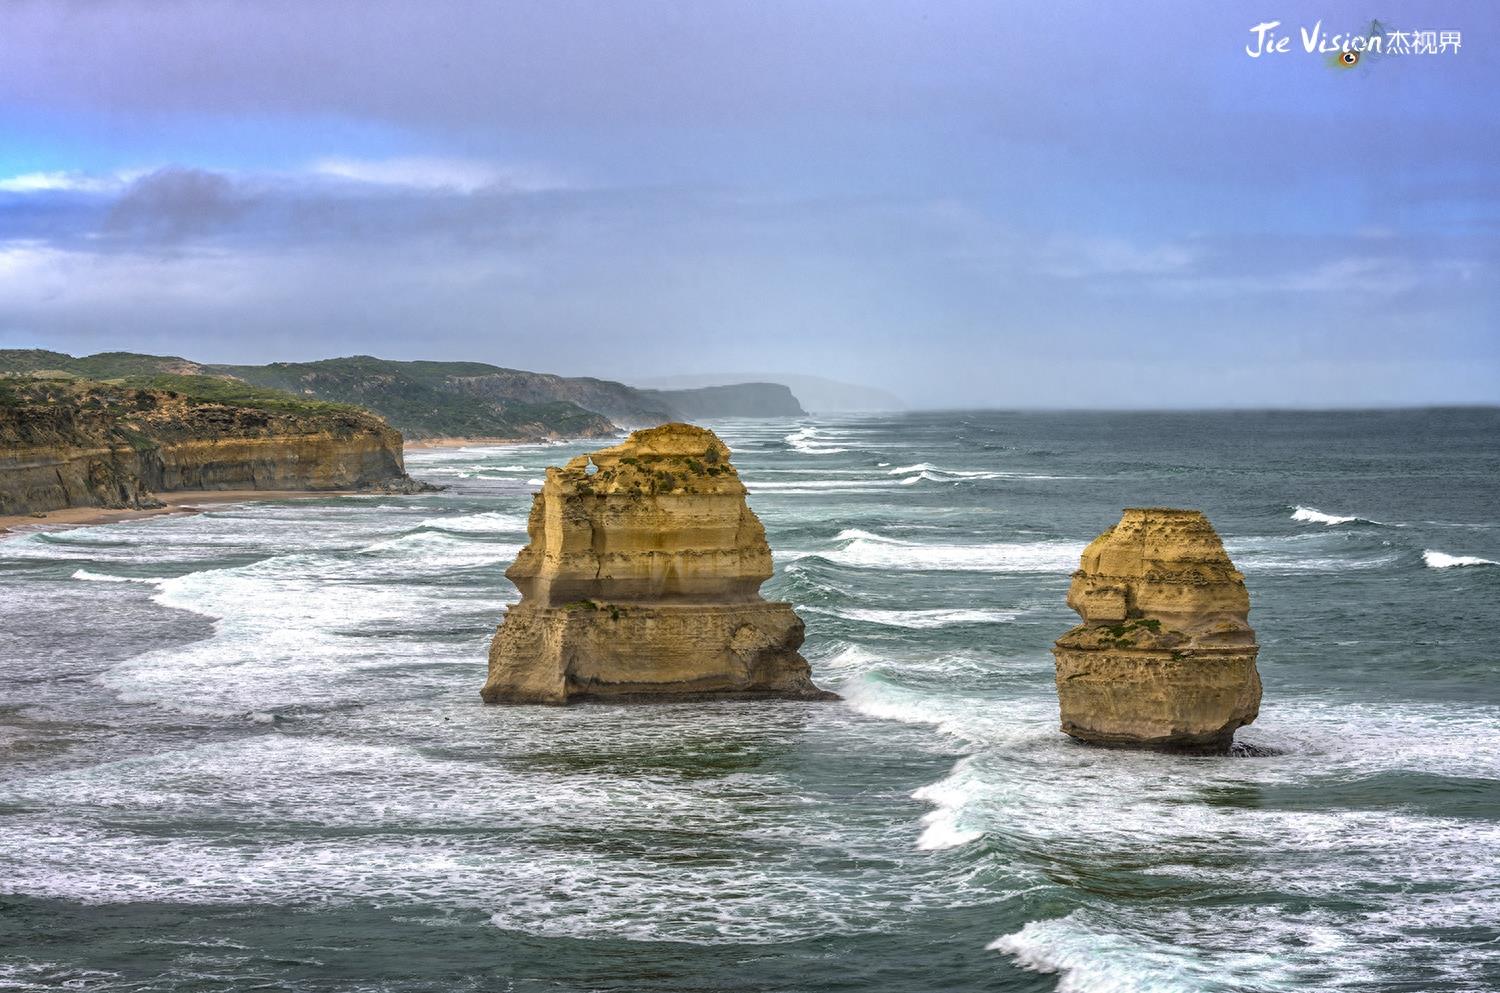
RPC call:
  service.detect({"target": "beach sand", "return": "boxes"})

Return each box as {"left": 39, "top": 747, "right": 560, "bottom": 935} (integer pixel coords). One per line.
{"left": 0, "top": 489, "right": 361, "bottom": 536}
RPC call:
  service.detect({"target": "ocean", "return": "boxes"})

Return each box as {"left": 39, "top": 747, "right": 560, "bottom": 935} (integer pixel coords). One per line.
{"left": 1, "top": 409, "right": 1497, "bottom": 993}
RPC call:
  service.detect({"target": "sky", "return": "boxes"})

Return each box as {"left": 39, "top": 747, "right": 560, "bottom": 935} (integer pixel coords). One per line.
{"left": 0, "top": 0, "right": 1496, "bottom": 408}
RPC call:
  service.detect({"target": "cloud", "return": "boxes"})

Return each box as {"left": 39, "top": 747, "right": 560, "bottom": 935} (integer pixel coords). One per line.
{"left": 0, "top": 170, "right": 129, "bottom": 194}
{"left": 0, "top": 2, "right": 1494, "bottom": 405}
{"left": 310, "top": 156, "right": 566, "bottom": 194}
{"left": 103, "top": 168, "right": 250, "bottom": 243}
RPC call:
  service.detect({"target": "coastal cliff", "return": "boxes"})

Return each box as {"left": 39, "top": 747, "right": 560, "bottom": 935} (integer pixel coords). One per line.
{"left": 482, "top": 423, "right": 835, "bottom": 704}
{"left": 1052, "top": 508, "right": 1262, "bottom": 753}
{"left": 641, "top": 383, "right": 806, "bottom": 418}
{"left": 0, "top": 376, "right": 420, "bottom": 516}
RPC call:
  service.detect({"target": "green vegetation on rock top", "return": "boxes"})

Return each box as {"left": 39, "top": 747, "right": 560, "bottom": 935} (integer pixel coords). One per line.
{"left": 0, "top": 350, "right": 620, "bottom": 441}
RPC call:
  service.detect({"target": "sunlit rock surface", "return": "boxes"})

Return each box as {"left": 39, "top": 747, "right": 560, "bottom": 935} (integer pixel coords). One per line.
{"left": 1052, "top": 508, "right": 1262, "bottom": 752}
{"left": 482, "top": 423, "right": 836, "bottom": 704}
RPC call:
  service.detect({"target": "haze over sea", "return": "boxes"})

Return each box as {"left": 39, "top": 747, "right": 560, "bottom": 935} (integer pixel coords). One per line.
{"left": 2, "top": 408, "right": 1497, "bottom": 993}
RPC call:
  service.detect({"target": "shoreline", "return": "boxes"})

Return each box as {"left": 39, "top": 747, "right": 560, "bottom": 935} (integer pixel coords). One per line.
{"left": 0, "top": 489, "right": 363, "bottom": 537}
{"left": 404, "top": 436, "right": 535, "bottom": 449}
{"left": 404, "top": 432, "right": 619, "bottom": 450}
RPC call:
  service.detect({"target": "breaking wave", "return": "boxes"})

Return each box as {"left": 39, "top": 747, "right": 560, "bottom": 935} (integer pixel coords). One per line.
{"left": 1291, "top": 505, "right": 1382, "bottom": 526}
{"left": 71, "top": 569, "right": 165, "bottom": 584}
{"left": 1423, "top": 549, "right": 1498, "bottom": 569}
{"left": 783, "top": 426, "right": 849, "bottom": 455}
{"left": 818, "top": 529, "right": 1084, "bottom": 573}
{"left": 804, "top": 605, "right": 1024, "bottom": 629}
{"left": 416, "top": 511, "right": 529, "bottom": 534}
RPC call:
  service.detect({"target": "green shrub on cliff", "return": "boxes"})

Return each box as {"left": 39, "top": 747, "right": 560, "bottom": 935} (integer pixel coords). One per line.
{"left": 124, "top": 374, "right": 363, "bottom": 417}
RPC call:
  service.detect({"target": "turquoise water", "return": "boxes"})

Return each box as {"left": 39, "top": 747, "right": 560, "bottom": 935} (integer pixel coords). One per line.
{"left": 1, "top": 409, "right": 1497, "bottom": 992}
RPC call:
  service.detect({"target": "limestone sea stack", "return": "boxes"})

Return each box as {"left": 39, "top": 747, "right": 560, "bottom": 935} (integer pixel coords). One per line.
{"left": 482, "top": 423, "right": 836, "bottom": 705}
{"left": 1052, "top": 508, "right": 1262, "bottom": 753}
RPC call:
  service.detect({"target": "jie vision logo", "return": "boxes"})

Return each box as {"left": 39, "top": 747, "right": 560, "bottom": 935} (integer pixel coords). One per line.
{"left": 1246, "top": 19, "right": 1462, "bottom": 66}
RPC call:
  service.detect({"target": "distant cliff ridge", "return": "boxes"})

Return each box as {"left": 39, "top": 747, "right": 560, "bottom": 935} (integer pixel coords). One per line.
{"left": 0, "top": 376, "right": 420, "bottom": 516}
{"left": 0, "top": 350, "right": 827, "bottom": 440}
{"left": 634, "top": 373, "right": 903, "bottom": 412}
{"left": 0, "top": 352, "right": 627, "bottom": 442}
{"left": 642, "top": 383, "right": 805, "bottom": 418}
{"left": 205, "top": 358, "right": 634, "bottom": 440}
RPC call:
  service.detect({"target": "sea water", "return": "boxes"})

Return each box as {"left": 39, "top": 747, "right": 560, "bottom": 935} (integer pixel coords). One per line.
{"left": 1, "top": 409, "right": 1497, "bottom": 992}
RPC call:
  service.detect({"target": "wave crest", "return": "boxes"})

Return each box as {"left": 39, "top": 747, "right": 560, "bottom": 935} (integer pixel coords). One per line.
{"left": 783, "top": 426, "right": 848, "bottom": 455}
{"left": 1423, "top": 549, "right": 1498, "bottom": 569}
{"left": 1290, "top": 505, "right": 1382, "bottom": 526}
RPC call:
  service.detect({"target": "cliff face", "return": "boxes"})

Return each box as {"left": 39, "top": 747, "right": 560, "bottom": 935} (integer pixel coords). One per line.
{"left": 441, "top": 370, "right": 675, "bottom": 427}
{"left": 1052, "top": 508, "right": 1262, "bottom": 753}
{"left": 0, "top": 378, "right": 418, "bottom": 515}
{"left": 641, "top": 383, "right": 806, "bottom": 418}
{"left": 482, "top": 423, "right": 835, "bottom": 704}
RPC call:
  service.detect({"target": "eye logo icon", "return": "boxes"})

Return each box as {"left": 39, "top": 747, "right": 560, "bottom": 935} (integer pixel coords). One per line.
{"left": 1341, "top": 50, "right": 1359, "bottom": 65}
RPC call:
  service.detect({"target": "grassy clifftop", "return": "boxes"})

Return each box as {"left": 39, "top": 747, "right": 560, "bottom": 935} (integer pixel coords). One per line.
{"left": 0, "top": 375, "right": 421, "bottom": 515}
{"left": 0, "top": 375, "right": 387, "bottom": 446}
{"left": 0, "top": 351, "right": 621, "bottom": 441}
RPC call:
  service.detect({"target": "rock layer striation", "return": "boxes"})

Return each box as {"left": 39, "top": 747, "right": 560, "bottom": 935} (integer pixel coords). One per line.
{"left": 482, "top": 423, "right": 834, "bottom": 704}
{"left": 0, "top": 377, "right": 421, "bottom": 516}
{"left": 1052, "top": 508, "right": 1261, "bottom": 752}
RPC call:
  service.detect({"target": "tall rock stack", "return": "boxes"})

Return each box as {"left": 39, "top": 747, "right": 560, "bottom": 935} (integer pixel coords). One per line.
{"left": 1052, "top": 508, "right": 1262, "bottom": 753}
{"left": 482, "top": 423, "right": 836, "bottom": 704}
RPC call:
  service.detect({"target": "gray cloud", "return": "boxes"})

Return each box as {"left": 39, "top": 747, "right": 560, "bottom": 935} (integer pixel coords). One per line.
{"left": 104, "top": 168, "right": 249, "bottom": 243}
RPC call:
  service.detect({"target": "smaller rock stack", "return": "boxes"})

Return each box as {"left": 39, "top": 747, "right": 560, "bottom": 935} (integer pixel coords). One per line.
{"left": 1052, "top": 508, "right": 1262, "bottom": 753}
{"left": 482, "top": 423, "right": 836, "bottom": 705}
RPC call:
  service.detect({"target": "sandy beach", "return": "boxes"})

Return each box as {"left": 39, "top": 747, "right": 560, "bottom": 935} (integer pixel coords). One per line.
{"left": 0, "top": 489, "right": 361, "bottom": 536}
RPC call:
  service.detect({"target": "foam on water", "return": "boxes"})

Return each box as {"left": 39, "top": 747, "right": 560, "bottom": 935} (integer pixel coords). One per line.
{"left": 804, "top": 605, "right": 1025, "bottom": 629}
{"left": 71, "top": 569, "right": 165, "bottom": 584}
{"left": 911, "top": 758, "right": 985, "bottom": 850}
{"left": 415, "top": 511, "right": 530, "bottom": 534}
{"left": 0, "top": 730, "right": 998, "bottom": 945}
{"left": 1423, "top": 548, "right": 1498, "bottom": 568}
{"left": 989, "top": 914, "right": 1203, "bottom": 993}
{"left": 2, "top": 410, "right": 1496, "bottom": 991}
{"left": 358, "top": 531, "right": 521, "bottom": 567}
{"left": 96, "top": 550, "right": 489, "bottom": 716}
{"left": 784, "top": 426, "right": 849, "bottom": 455}
{"left": 1291, "top": 505, "right": 1372, "bottom": 526}
{"left": 821, "top": 534, "right": 1085, "bottom": 573}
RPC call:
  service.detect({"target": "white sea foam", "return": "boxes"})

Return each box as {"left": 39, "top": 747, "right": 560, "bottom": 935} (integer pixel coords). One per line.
{"left": 416, "top": 511, "right": 529, "bottom": 534}
{"left": 990, "top": 913, "right": 1201, "bottom": 993}
{"left": 70, "top": 569, "right": 164, "bottom": 584}
{"left": 912, "top": 760, "right": 984, "bottom": 850}
{"left": 0, "top": 732, "right": 992, "bottom": 945}
{"left": 359, "top": 531, "right": 520, "bottom": 567}
{"left": 1292, "top": 505, "right": 1366, "bottom": 526}
{"left": 821, "top": 534, "right": 1085, "bottom": 573}
{"left": 783, "top": 426, "right": 848, "bottom": 455}
{"left": 810, "top": 643, "right": 886, "bottom": 673}
{"left": 805, "top": 605, "right": 1024, "bottom": 629}
{"left": 97, "top": 552, "right": 486, "bottom": 715}
{"left": 745, "top": 479, "right": 893, "bottom": 491}
{"left": 832, "top": 528, "right": 907, "bottom": 543}
{"left": 1422, "top": 549, "right": 1498, "bottom": 568}
{"left": 886, "top": 462, "right": 1081, "bottom": 483}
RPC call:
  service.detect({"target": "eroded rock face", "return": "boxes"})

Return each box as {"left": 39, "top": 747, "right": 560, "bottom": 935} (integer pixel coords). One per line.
{"left": 0, "top": 378, "right": 419, "bottom": 515}
{"left": 482, "top": 423, "right": 836, "bottom": 704}
{"left": 1052, "top": 508, "right": 1261, "bottom": 752}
